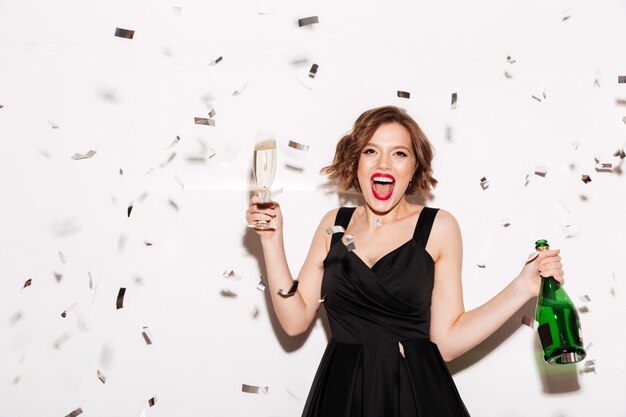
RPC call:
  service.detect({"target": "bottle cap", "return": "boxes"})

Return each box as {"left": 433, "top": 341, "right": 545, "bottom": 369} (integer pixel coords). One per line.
{"left": 535, "top": 239, "right": 550, "bottom": 250}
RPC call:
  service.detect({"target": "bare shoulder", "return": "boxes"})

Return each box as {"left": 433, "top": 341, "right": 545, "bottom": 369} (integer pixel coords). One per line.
{"left": 429, "top": 208, "right": 462, "bottom": 263}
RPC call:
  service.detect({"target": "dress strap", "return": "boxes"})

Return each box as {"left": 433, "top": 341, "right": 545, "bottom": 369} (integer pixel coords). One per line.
{"left": 413, "top": 207, "right": 439, "bottom": 248}
{"left": 330, "top": 207, "right": 356, "bottom": 247}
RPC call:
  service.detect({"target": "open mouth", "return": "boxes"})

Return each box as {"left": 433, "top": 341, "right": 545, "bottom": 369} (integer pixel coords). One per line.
{"left": 370, "top": 173, "right": 395, "bottom": 200}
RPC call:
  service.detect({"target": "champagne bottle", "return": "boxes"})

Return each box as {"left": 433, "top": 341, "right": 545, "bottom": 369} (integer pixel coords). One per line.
{"left": 534, "top": 239, "right": 586, "bottom": 365}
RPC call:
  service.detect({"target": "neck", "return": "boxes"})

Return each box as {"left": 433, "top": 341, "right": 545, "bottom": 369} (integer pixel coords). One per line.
{"left": 361, "top": 198, "right": 410, "bottom": 230}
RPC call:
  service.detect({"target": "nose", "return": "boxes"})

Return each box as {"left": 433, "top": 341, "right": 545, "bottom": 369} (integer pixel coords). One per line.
{"left": 377, "top": 153, "right": 391, "bottom": 170}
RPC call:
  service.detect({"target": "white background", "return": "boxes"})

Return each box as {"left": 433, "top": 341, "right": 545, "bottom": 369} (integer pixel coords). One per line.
{"left": 1, "top": 0, "right": 625, "bottom": 416}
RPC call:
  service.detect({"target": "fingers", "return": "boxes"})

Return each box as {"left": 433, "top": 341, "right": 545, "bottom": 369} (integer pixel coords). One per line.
{"left": 536, "top": 249, "right": 565, "bottom": 284}
{"left": 250, "top": 195, "right": 277, "bottom": 207}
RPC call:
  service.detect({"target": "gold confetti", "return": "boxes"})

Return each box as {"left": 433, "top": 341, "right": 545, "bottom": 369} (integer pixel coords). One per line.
{"left": 451, "top": 92, "right": 457, "bottom": 109}
{"left": 242, "top": 383, "right": 269, "bottom": 394}
{"left": 71, "top": 150, "right": 97, "bottom": 160}
{"left": 521, "top": 314, "right": 538, "bottom": 330}
{"left": 23, "top": 278, "right": 32, "bottom": 288}
{"left": 148, "top": 397, "right": 156, "bottom": 407}
{"left": 581, "top": 174, "right": 591, "bottom": 184}
{"left": 116, "top": 288, "right": 126, "bottom": 309}
{"left": 308, "top": 63, "right": 318, "bottom": 79}
{"left": 397, "top": 90, "right": 410, "bottom": 99}
{"left": 141, "top": 326, "right": 153, "bottom": 345}
{"left": 114, "top": 27, "right": 134, "bottom": 39}
{"left": 194, "top": 117, "right": 215, "bottom": 126}
{"left": 206, "top": 104, "right": 216, "bottom": 118}
{"left": 398, "top": 341, "right": 405, "bottom": 358}
{"left": 298, "top": 16, "right": 319, "bottom": 27}
{"left": 480, "top": 176, "right": 489, "bottom": 190}
{"left": 595, "top": 162, "right": 613, "bottom": 171}
{"left": 288, "top": 140, "right": 309, "bottom": 151}
{"left": 97, "top": 370, "right": 106, "bottom": 384}
{"left": 64, "top": 407, "right": 83, "bottom": 417}
{"left": 278, "top": 280, "right": 298, "bottom": 297}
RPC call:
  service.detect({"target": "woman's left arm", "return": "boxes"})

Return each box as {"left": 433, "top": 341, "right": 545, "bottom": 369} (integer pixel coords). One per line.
{"left": 428, "top": 210, "right": 564, "bottom": 362}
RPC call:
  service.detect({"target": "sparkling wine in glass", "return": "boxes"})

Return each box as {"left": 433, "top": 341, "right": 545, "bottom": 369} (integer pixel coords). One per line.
{"left": 249, "top": 133, "right": 277, "bottom": 230}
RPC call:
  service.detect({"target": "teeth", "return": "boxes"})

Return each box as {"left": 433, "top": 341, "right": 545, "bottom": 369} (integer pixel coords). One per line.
{"left": 372, "top": 177, "right": 394, "bottom": 183}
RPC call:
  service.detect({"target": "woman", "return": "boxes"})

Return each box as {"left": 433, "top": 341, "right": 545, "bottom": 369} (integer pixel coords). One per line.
{"left": 245, "top": 106, "right": 564, "bottom": 416}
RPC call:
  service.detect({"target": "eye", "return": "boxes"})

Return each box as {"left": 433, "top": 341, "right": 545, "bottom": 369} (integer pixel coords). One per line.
{"left": 363, "top": 149, "right": 375, "bottom": 154}
{"left": 395, "top": 151, "right": 408, "bottom": 157}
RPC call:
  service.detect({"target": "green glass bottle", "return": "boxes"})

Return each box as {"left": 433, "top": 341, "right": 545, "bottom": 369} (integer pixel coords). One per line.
{"left": 534, "top": 239, "right": 586, "bottom": 365}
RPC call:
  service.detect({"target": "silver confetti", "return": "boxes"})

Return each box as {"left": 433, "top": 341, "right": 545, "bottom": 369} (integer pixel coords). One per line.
{"left": 233, "top": 80, "right": 249, "bottom": 96}
{"left": 325, "top": 225, "right": 345, "bottom": 235}
{"left": 318, "top": 296, "right": 326, "bottom": 303}
{"left": 397, "top": 90, "right": 410, "bottom": 99}
{"left": 521, "top": 314, "right": 538, "bottom": 330}
{"left": 223, "top": 270, "right": 241, "bottom": 280}
{"left": 242, "top": 383, "right": 269, "bottom": 394}
{"left": 506, "top": 55, "right": 516, "bottom": 64}
{"left": 173, "top": 175, "right": 184, "bottom": 189}
{"left": 65, "top": 407, "right": 83, "bottom": 417}
{"left": 477, "top": 263, "right": 486, "bottom": 268}
{"left": 97, "top": 370, "right": 107, "bottom": 384}
{"left": 58, "top": 250, "right": 66, "bottom": 263}
{"left": 220, "top": 289, "right": 237, "bottom": 297}
{"left": 288, "top": 140, "right": 309, "bottom": 151}
{"left": 619, "top": 76, "right": 626, "bottom": 84}
{"left": 579, "top": 294, "right": 591, "bottom": 302}
{"left": 210, "top": 56, "right": 223, "bottom": 65}
{"left": 504, "top": 71, "right": 513, "bottom": 79}
{"left": 501, "top": 218, "right": 511, "bottom": 228}
{"left": 580, "top": 359, "right": 596, "bottom": 374}
{"left": 141, "top": 326, "right": 153, "bottom": 345}
{"left": 594, "top": 69, "right": 601, "bottom": 87}
{"left": 127, "top": 201, "right": 133, "bottom": 217}
{"left": 165, "top": 135, "right": 180, "bottom": 150}
{"left": 159, "top": 152, "right": 176, "bottom": 167}
{"left": 308, "top": 63, "right": 318, "bottom": 79}
{"left": 278, "top": 280, "right": 298, "bottom": 296}
{"left": 194, "top": 117, "right": 215, "bottom": 126}
{"left": 534, "top": 166, "right": 548, "bottom": 177}
{"left": 206, "top": 104, "right": 216, "bottom": 118}
{"left": 398, "top": 341, "right": 405, "bottom": 358}
{"left": 373, "top": 218, "right": 382, "bottom": 227}
{"left": 71, "top": 150, "right": 97, "bottom": 160}
{"left": 581, "top": 174, "right": 591, "bottom": 184}
{"left": 148, "top": 397, "right": 156, "bottom": 407}
{"left": 61, "top": 302, "right": 78, "bottom": 318}
{"left": 479, "top": 176, "right": 489, "bottom": 190}
{"left": 595, "top": 162, "right": 613, "bottom": 171}
{"left": 257, "top": 279, "right": 266, "bottom": 292}
{"left": 298, "top": 16, "right": 319, "bottom": 27}
{"left": 451, "top": 92, "right": 457, "bottom": 109}
{"left": 53, "top": 333, "right": 71, "bottom": 349}
{"left": 252, "top": 306, "right": 260, "bottom": 318}
{"left": 168, "top": 199, "right": 178, "bottom": 211}
{"left": 577, "top": 305, "right": 590, "bottom": 313}
{"left": 116, "top": 288, "right": 126, "bottom": 309}
{"left": 345, "top": 234, "right": 356, "bottom": 252}
{"left": 48, "top": 119, "right": 59, "bottom": 129}
{"left": 114, "top": 27, "right": 135, "bottom": 39}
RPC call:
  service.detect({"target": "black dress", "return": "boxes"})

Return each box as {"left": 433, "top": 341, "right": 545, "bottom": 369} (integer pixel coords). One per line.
{"left": 301, "top": 206, "right": 471, "bottom": 417}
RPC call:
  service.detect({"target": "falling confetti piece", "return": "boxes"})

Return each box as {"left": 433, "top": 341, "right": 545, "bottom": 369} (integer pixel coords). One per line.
{"left": 532, "top": 94, "right": 542, "bottom": 102}
{"left": 580, "top": 359, "right": 596, "bottom": 374}
{"left": 0, "top": 104, "right": 3, "bottom": 109}
{"left": 210, "top": 56, "right": 223, "bottom": 65}
{"left": 233, "top": 81, "right": 249, "bottom": 96}
{"left": 521, "top": 314, "right": 538, "bottom": 330}
{"left": 64, "top": 407, "right": 83, "bottom": 417}
{"left": 288, "top": 140, "right": 309, "bottom": 151}
{"left": 165, "top": 135, "right": 180, "bottom": 150}
{"left": 194, "top": 117, "right": 215, "bottom": 126}
{"left": 159, "top": 152, "right": 176, "bottom": 168}
{"left": 206, "top": 104, "right": 216, "bottom": 118}
{"left": 278, "top": 280, "right": 298, "bottom": 297}
{"left": 141, "top": 326, "right": 153, "bottom": 345}
{"left": 614, "top": 148, "right": 625, "bottom": 159}
{"left": 167, "top": 199, "right": 179, "bottom": 211}
{"left": 53, "top": 271, "right": 62, "bottom": 282}
{"left": 577, "top": 305, "right": 590, "bottom": 313}
{"left": 173, "top": 175, "right": 184, "bottom": 189}
{"left": 579, "top": 294, "right": 591, "bottom": 302}
{"left": 373, "top": 218, "right": 382, "bottom": 227}
{"left": 501, "top": 218, "right": 511, "bottom": 228}
{"left": 397, "top": 90, "right": 410, "bottom": 99}
{"left": 114, "top": 27, "right": 134, "bottom": 39}
{"left": 298, "top": 16, "right": 319, "bottom": 27}
{"left": 594, "top": 69, "right": 601, "bottom": 87}
{"left": 173, "top": 6, "right": 182, "bottom": 16}
{"left": 480, "top": 176, "right": 489, "bottom": 190}
{"left": 504, "top": 71, "right": 513, "bottom": 79}
{"left": 23, "top": 278, "right": 32, "bottom": 288}
{"left": 581, "top": 174, "right": 591, "bottom": 183}
{"left": 148, "top": 397, "right": 156, "bottom": 407}
{"left": 534, "top": 166, "right": 547, "bottom": 177}
{"left": 506, "top": 55, "right": 516, "bottom": 64}
{"left": 71, "top": 150, "right": 97, "bottom": 160}
{"left": 561, "top": 14, "right": 571, "bottom": 21}
{"left": 619, "top": 76, "right": 626, "bottom": 84}
{"left": 97, "top": 370, "right": 106, "bottom": 383}
{"left": 451, "top": 92, "right": 457, "bottom": 109}
{"left": 242, "top": 384, "right": 269, "bottom": 394}
{"left": 9, "top": 311, "right": 23, "bottom": 325}
{"left": 116, "top": 288, "right": 126, "bottom": 309}
{"left": 308, "top": 63, "right": 318, "bottom": 79}
{"left": 127, "top": 201, "right": 133, "bottom": 217}
{"left": 144, "top": 241, "right": 152, "bottom": 246}
{"left": 325, "top": 225, "right": 345, "bottom": 235}
{"left": 252, "top": 306, "right": 260, "bottom": 318}
{"left": 58, "top": 250, "right": 66, "bottom": 263}
{"left": 53, "top": 333, "right": 71, "bottom": 349}
{"left": 48, "top": 119, "right": 59, "bottom": 129}
{"left": 61, "top": 302, "right": 78, "bottom": 318}
{"left": 223, "top": 270, "right": 241, "bottom": 280}
{"left": 477, "top": 263, "right": 486, "bottom": 268}
{"left": 398, "top": 341, "right": 405, "bottom": 358}
{"left": 595, "top": 162, "right": 613, "bottom": 171}
{"left": 257, "top": 279, "right": 266, "bottom": 291}
{"left": 318, "top": 297, "right": 325, "bottom": 303}
{"left": 345, "top": 234, "right": 356, "bottom": 252}
{"left": 220, "top": 289, "right": 237, "bottom": 297}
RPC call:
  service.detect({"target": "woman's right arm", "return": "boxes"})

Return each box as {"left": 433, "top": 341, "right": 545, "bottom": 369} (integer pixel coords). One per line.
{"left": 246, "top": 195, "right": 338, "bottom": 336}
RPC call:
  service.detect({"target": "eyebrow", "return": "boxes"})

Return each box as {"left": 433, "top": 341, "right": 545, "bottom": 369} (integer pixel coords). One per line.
{"left": 364, "top": 143, "right": 411, "bottom": 151}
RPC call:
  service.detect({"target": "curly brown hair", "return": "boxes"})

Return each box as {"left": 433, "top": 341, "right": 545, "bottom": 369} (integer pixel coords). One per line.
{"left": 320, "top": 105, "right": 438, "bottom": 195}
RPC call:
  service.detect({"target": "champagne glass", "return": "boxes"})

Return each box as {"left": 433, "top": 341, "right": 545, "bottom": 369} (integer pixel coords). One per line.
{"left": 248, "top": 132, "right": 277, "bottom": 230}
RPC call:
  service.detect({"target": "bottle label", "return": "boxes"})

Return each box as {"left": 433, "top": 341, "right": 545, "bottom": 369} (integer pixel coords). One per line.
{"left": 538, "top": 322, "right": 553, "bottom": 350}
